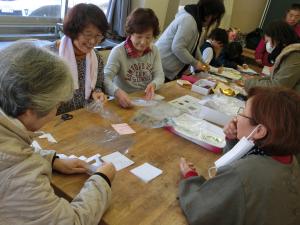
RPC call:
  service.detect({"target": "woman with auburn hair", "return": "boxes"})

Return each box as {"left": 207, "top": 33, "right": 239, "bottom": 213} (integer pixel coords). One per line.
{"left": 0, "top": 42, "right": 115, "bottom": 225}
{"left": 50, "top": 3, "right": 109, "bottom": 114}
{"left": 179, "top": 87, "right": 300, "bottom": 225}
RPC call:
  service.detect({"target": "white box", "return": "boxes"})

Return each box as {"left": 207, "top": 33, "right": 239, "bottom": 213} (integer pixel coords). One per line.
{"left": 191, "top": 79, "right": 216, "bottom": 95}
{"left": 169, "top": 95, "right": 231, "bottom": 126}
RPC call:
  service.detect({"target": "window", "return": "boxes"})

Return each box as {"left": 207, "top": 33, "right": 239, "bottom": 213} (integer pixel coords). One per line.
{"left": 0, "top": 0, "right": 109, "bottom": 41}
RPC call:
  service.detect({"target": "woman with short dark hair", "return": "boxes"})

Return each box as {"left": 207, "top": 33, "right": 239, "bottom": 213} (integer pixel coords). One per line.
{"left": 179, "top": 87, "right": 300, "bottom": 225}
{"left": 0, "top": 42, "right": 116, "bottom": 224}
{"left": 156, "top": 0, "right": 225, "bottom": 81}
{"left": 246, "top": 20, "right": 300, "bottom": 93}
{"left": 50, "top": 3, "right": 109, "bottom": 114}
{"left": 104, "top": 8, "right": 164, "bottom": 108}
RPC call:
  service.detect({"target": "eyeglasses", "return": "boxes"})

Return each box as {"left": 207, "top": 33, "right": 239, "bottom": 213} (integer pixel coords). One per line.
{"left": 237, "top": 107, "right": 257, "bottom": 124}
{"left": 81, "top": 32, "right": 104, "bottom": 43}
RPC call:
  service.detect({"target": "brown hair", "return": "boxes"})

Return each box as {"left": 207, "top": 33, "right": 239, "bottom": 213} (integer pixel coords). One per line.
{"left": 125, "top": 8, "right": 160, "bottom": 37}
{"left": 247, "top": 87, "right": 300, "bottom": 156}
{"left": 63, "top": 3, "right": 108, "bottom": 40}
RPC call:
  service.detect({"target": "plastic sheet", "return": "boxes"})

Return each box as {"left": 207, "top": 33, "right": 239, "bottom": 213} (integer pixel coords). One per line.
{"left": 200, "top": 94, "right": 245, "bottom": 117}
{"left": 85, "top": 100, "right": 121, "bottom": 122}
{"left": 73, "top": 126, "right": 134, "bottom": 154}
{"left": 131, "top": 97, "right": 159, "bottom": 107}
{"left": 131, "top": 102, "right": 183, "bottom": 128}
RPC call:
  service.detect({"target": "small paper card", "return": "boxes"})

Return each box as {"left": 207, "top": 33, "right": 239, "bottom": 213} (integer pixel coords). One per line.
{"left": 101, "top": 151, "right": 134, "bottom": 171}
{"left": 130, "top": 163, "right": 162, "bottom": 183}
{"left": 111, "top": 123, "right": 136, "bottom": 135}
{"left": 31, "top": 140, "right": 42, "bottom": 150}
{"left": 38, "top": 133, "right": 57, "bottom": 143}
{"left": 153, "top": 94, "right": 165, "bottom": 100}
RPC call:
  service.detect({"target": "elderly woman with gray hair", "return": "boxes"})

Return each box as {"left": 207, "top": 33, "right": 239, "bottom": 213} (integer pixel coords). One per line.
{"left": 0, "top": 42, "right": 115, "bottom": 225}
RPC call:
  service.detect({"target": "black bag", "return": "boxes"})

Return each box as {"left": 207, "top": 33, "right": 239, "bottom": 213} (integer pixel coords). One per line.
{"left": 245, "top": 28, "right": 263, "bottom": 50}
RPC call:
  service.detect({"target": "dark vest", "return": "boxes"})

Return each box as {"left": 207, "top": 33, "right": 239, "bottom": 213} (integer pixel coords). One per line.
{"left": 200, "top": 41, "right": 221, "bottom": 67}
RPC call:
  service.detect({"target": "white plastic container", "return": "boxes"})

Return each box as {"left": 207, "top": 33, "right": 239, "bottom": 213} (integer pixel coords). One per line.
{"left": 191, "top": 79, "right": 216, "bottom": 95}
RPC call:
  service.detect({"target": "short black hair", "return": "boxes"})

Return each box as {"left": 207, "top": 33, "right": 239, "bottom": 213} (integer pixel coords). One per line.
{"left": 265, "top": 20, "right": 299, "bottom": 46}
{"left": 208, "top": 28, "right": 228, "bottom": 45}
{"left": 63, "top": 3, "right": 108, "bottom": 40}
{"left": 224, "top": 42, "right": 243, "bottom": 59}
{"left": 288, "top": 3, "right": 300, "bottom": 12}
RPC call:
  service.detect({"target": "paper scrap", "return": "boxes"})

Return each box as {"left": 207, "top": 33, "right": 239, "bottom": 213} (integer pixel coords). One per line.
{"left": 153, "top": 94, "right": 165, "bottom": 100}
{"left": 38, "top": 133, "right": 57, "bottom": 143}
{"left": 31, "top": 140, "right": 42, "bottom": 150}
{"left": 111, "top": 123, "right": 136, "bottom": 135}
{"left": 130, "top": 163, "right": 162, "bottom": 183}
{"left": 101, "top": 151, "right": 134, "bottom": 171}
{"left": 56, "top": 153, "right": 68, "bottom": 159}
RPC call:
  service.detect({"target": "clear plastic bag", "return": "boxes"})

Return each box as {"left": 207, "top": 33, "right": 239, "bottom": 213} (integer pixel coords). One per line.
{"left": 131, "top": 97, "right": 159, "bottom": 107}
{"left": 131, "top": 102, "right": 183, "bottom": 128}
{"left": 85, "top": 100, "right": 121, "bottom": 123}
{"left": 74, "top": 126, "right": 134, "bottom": 154}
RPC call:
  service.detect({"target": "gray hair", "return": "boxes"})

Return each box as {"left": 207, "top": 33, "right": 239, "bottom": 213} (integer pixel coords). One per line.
{"left": 0, "top": 41, "right": 74, "bottom": 117}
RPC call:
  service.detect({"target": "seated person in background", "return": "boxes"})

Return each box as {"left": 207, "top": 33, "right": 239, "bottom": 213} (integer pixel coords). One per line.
{"left": 50, "top": 3, "right": 108, "bottom": 114}
{"left": 156, "top": 0, "right": 225, "bottom": 81}
{"left": 0, "top": 42, "right": 116, "bottom": 225}
{"left": 255, "top": 3, "right": 300, "bottom": 67}
{"left": 218, "top": 41, "right": 248, "bottom": 70}
{"left": 200, "top": 28, "right": 228, "bottom": 67}
{"left": 245, "top": 21, "right": 300, "bottom": 93}
{"left": 178, "top": 87, "right": 300, "bottom": 225}
{"left": 104, "top": 8, "right": 164, "bottom": 108}
{"left": 227, "top": 27, "right": 240, "bottom": 42}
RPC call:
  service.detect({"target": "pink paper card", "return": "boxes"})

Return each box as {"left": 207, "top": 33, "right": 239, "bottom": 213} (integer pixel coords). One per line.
{"left": 111, "top": 123, "right": 136, "bottom": 135}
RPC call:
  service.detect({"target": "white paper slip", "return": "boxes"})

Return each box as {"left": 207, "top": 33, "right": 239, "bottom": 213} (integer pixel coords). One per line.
{"left": 85, "top": 153, "right": 101, "bottom": 163}
{"left": 153, "top": 94, "right": 165, "bottom": 100}
{"left": 31, "top": 140, "right": 42, "bottom": 150}
{"left": 69, "top": 155, "right": 78, "bottom": 159}
{"left": 56, "top": 153, "right": 68, "bottom": 159}
{"left": 130, "top": 163, "right": 163, "bottom": 183}
{"left": 78, "top": 156, "right": 87, "bottom": 160}
{"left": 38, "top": 133, "right": 57, "bottom": 143}
{"left": 101, "top": 151, "right": 134, "bottom": 171}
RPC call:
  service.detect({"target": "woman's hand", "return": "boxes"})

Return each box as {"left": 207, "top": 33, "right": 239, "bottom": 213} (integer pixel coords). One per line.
{"left": 115, "top": 89, "right": 133, "bottom": 108}
{"left": 179, "top": 157, "right": 197, "bottom": 177}
{"left": 223, "top": 117, "right": 238, "bottom": 140}
{"left": 92, "top": 90, "right": 107, "bottom": 104}
{"left": 195, "top": 61, "right": 210, "bottom": 72}
{"left": 96, "top": 162, "right": 116, "bottom": 182}
{"left": 53, "top": 158, "right": 89, "bottom": 174}
{"left": 145, "top": 83, "right": 156, "bottom": 100}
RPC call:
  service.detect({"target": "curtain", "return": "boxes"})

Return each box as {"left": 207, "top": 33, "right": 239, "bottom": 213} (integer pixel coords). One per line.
{"left": 106, "top": 0, "right": 131, "bottom": 37}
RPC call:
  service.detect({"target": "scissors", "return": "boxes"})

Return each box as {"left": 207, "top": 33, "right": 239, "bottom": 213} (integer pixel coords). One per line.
{"left": 54, "top": 113, "right": 73, "bottom": 127}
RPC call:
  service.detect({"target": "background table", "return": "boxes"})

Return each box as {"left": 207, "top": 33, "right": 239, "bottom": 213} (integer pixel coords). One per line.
{"left": 39, "top": 81, "right": 221, "bottom": 225}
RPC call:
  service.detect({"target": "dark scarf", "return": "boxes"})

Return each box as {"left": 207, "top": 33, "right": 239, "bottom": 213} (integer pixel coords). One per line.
{"left": 268, "top": 43, "right": 284, "bottom": 64}
{"left": 184, "top": 4, "right": 203, "bottom": 33}
{"left": 245, "top": 145, "right": 266, "bottom": 156}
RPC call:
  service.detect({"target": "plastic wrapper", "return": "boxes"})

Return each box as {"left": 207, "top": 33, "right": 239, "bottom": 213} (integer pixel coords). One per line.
{"left": 85, "top": 100, "right": 121, "bottom": 122}
{"left": 73, "top": 126, "right": 134, "bottom": 154}
{"left": 131, "top": 97, "right": 159, "bottom": 107}
{"left": 131, "top": 102, "right": 183, "bottom": 128}
{"left": 200, "top": 94, "right": 245, "bottom": 117}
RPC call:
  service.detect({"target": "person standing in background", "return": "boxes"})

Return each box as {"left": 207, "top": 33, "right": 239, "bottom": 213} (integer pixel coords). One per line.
{"left": 156, "top": 0, "right": 225, "bottom": 81}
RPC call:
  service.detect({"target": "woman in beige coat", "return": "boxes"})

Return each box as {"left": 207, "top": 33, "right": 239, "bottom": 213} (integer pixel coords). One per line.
{"left": 0, "top": 42, "right": 115, "bottom": 225}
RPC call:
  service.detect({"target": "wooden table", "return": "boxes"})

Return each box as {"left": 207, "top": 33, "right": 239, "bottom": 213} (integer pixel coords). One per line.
{"left": 39, "top": 81, "right": 220, "bottom": 225}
